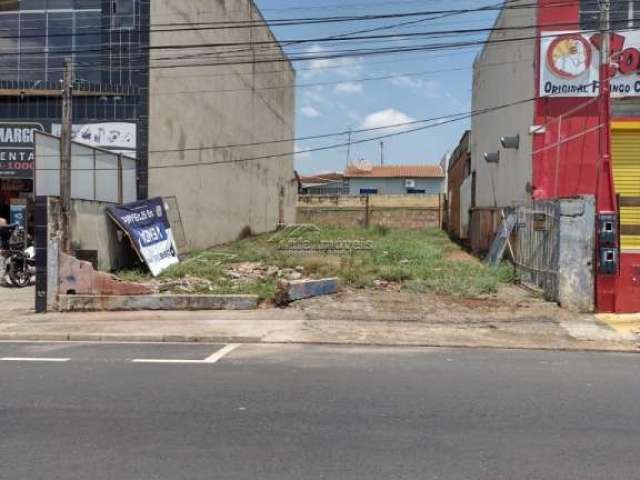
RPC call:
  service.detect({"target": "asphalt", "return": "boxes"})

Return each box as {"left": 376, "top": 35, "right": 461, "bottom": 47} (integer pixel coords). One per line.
{"left": 1, "top": 342, "right": 639, "bottom": 480}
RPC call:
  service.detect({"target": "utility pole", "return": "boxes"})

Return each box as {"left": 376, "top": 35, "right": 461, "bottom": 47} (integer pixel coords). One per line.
{"left": 596, "top": 0, "right": 618, "bottom": 311}
{"left": 597, "top": 0, "right": 614, "bottom": 211}
{"left": 345, "top": 128, "right": 352, "bottom": 169}
{"left": 59, "top": 58, "right": 73, "bottom": 253}
{"left": 379, "top": 141, "right": 384, "bottom": 166}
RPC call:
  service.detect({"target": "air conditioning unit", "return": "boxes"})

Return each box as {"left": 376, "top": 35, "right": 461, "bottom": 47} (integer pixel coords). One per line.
{"left": 405, "top": 179, "right": 416, "bottom": 188}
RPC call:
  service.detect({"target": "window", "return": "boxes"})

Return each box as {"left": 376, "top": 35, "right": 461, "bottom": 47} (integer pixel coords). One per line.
{"left": 47, "top": 12, "right": 73, "bottom": 82}
{"left": 360, "top": 188, "right": 378, "bottom": 195}
{"left": 19, "top": 12, "right": 46, "bottom": 82}
{"left": 0, "top": 12, "right": 19, "bottom": 80}
{"left": 0, "top": 7, "right": 102, "bottom": 83}
{"left": 75, "top": 10, "right": 101, "bottom": 84}
{"left": 112, "top": 0, "right": 134, "bottom": 29}
{"left": 580, "top": 0, "right": 640, "bottom": 31}
{"left": 0, "top": 1, "right": 19, "bottom": 11}
{"left": 407, "top": 189, "right": 426, "bottom": 194}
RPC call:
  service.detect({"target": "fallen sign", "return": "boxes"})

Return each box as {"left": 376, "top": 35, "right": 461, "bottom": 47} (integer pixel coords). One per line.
{"left": 106, "top": 197, "right": 179, "bottom": 276}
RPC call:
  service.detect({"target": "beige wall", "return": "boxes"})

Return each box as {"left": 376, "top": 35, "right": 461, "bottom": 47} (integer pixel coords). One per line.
{"left": 297, "top": 195, "right": 442, "bottom": 230}
{"left": 470, "top": 4, "right": 537, "bottom": 209}
{"left": 148, "top": 0, "right": 296, "bottom": 251}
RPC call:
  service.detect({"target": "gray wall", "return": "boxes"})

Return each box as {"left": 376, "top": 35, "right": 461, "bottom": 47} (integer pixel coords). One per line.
{"left": 69, "top": 199, "right": 137, "bottom": 272}
{"left": 148, "top": 0, "right": 296, "bottom": 251}
{"left": 347, "top": 178, "right": 443, "bottom": 195}
{"left": 470, "top": 4, "right": 536, "bottom": 209}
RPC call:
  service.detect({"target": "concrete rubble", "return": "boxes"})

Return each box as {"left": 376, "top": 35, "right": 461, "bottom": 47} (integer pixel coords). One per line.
{"left": 223, "top": 262, "right": 307, "bottom": 283}
{"left": 59, "top": 253, "right": 152, "bottom": 296}
{"left": 275, "top": 278, "right": 339, "bottom": 305}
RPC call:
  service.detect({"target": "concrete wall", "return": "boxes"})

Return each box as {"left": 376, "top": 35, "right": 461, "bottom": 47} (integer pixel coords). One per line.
{"left": 148, "top": 0, "right": 296, "bottom": 251}
{"left": 347, "top": 177, "right": 443, "bottom": 195}
{"left": 470, "top": 4, "right": 536, "bottom": 210}
{"left": 556, "top": 196, "right": 596, "bottom": 312}
{"left": 69, "top": 199, "right": 137, "bottom": 272}
{"left": 297, "top": 195, "right": 441, "bottom": 230}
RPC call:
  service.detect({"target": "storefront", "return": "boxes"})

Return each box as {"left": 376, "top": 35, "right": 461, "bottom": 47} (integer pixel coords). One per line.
{"left": 535, "top": 0, "right": 640, "bottom": 312}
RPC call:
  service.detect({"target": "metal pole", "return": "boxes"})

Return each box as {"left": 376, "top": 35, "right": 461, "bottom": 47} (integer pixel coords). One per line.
{"left": 597, "top": 0, "right": 614, "bottom": 212}
{"left": 596, "top": 0, "right": 618, "bottom": 312}
{"left": 379, "top": 140, "right": 384, "bottom": 166}
{"left": 59, "top": 58, "right": 73, "bottom": 253}
{"left": 345, "top": 128, "right": 352, "bottom": 169}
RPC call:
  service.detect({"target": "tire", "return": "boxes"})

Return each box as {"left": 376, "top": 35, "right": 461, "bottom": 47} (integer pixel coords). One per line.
{"left": 8, "top": 260, "right": 30, "bottom": 288}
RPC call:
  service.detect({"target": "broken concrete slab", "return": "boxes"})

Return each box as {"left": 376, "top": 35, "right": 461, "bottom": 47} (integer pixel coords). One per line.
{"left": 59, "top": 253, "right": 152, "bottom": 296}
{"left": 58, "top": 294, "right": 259, "bottom": 312}
{"left": 276, "top": 277, "right": 338, "bottom": 305}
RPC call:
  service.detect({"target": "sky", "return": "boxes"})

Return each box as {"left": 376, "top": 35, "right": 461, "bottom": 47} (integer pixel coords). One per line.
{"left": 254, "top": 0, "right": 501, "bottom": 175}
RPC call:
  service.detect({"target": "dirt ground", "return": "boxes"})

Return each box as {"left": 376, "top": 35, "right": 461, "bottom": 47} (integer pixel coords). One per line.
{"left": 293, "top": 283, "right": 589, "bottom": 325}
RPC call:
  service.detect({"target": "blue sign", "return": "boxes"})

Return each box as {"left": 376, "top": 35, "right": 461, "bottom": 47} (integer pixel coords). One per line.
{"left": 10, "top": 204, "right": 26, "bottom": 228}
{"left": 106, "top": 197, "right": 179, "bottom": 276}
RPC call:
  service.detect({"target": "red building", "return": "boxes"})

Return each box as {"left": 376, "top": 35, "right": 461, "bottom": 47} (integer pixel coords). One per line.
{"left": 470, "top": 0, "right": 640, "bottom": 312}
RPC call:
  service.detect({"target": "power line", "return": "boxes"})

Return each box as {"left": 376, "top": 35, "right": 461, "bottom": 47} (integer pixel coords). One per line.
{"left": 148, "top": 58, "right": 532, "bottom": 96}
{"left": 34, "top": 94, "right": 542, "bottom": 168}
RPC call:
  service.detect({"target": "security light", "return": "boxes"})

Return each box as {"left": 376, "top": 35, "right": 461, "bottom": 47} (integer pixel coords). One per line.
{"left": 484, "top": 151, "right": 500, "bottom": 163}
{"left": 500, "top": 134, "right": 520, "bottom": 150}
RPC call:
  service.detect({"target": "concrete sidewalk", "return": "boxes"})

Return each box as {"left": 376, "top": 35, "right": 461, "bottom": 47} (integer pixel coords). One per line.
{"left": 1, "top": 285, "right": 638, "bottom": 351}
{"left": 1, "top": 306, "right": 638, "bottom": 352}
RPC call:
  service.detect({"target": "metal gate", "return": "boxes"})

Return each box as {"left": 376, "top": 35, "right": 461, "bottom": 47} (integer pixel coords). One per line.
{"left": 511, "top": 202, "right": 561, "bottom": 298}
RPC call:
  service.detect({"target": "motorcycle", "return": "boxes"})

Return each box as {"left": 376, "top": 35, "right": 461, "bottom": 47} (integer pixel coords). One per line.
{"left": 0, "top": 224, "right": 35, "bottom": 288}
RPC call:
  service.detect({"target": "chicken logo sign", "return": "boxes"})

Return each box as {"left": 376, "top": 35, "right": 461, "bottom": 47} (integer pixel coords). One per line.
{"left": 540, "top": 31, "right": 640, "bottom": 97}
{"left": 546, "top": 34, "right": 592, "bottom": 79}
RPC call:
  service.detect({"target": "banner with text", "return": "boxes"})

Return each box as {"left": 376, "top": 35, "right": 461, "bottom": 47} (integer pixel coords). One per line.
{"left": 106, "top": 197, "right": 179, "bottom": 276}
{"left": 0, "top": 122, "right": 44, "bottom": 178}
{"left": 52, "top": 122, "right": 137, "bottom": 158}
{"left": 540, "top": 30, "right": 640, "bottom": 97}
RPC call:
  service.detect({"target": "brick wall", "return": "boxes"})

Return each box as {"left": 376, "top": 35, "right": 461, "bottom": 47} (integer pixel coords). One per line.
{"left": 296, "top": 195, "right": 442, "bottom": 230}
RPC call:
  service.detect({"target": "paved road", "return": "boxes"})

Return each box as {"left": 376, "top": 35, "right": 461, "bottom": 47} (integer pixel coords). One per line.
{"left": 0, "top": 342, "right": 639, "bottom": 480}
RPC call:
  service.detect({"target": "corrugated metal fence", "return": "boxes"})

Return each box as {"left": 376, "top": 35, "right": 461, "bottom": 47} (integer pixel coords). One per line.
{"left": 511, "top": 201, "right": 561, "bottom": 298}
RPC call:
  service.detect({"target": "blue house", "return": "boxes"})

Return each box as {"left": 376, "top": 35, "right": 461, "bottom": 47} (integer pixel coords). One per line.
{"left": 344, "top": 164, "right": 444, "bottom": 195}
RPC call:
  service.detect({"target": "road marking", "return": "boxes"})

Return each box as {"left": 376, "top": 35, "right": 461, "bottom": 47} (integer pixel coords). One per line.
{"left": 203, "top": 344, "right": 240, "bottom": 363}
{"left": 131, "top": 359, "right": 210, "bottom": 364}
{"left": 1, "top": 357, "right": 70, "bottom": 362}
{"left": 131, "top": 344, "right": 241, "bottom": 364}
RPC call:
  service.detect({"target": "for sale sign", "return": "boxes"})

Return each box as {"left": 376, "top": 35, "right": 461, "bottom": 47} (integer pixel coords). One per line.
{"left": 0, "top": 122, "right": 44, "bottom": 178}
{"left": 540, "top": 30, "right": 640, "bottom": 97}
{"left": 106, "top": 197, "right": 179, "bottom": 276}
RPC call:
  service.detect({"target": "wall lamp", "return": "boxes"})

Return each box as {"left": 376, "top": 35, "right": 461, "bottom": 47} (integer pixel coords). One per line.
{"left": 500, "top": 134, "right": 520, "bottom": 150}
{"left": 484, "top": 151, "right": 500, "bottom": 164}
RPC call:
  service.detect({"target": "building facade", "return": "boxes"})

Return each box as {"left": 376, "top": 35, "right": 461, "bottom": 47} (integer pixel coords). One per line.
{"left": 0, "top": 0, "right": 148, "bottom": 223}
{"left": 0, "top": 0, "right": 296, "bottom": 250}
{"left": 471, "top": 0, "right": 640, "bottom": 312}
{"left": 344, "top": 164, "right": 444, "bottom": 195}
{"left": 446, "top": 130, "right": 471, "bottom": 240}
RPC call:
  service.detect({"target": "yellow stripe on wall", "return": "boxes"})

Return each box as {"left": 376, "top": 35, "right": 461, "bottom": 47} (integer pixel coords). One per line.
{"left": 611, "top": 125, "right": 640, "bottom": 251}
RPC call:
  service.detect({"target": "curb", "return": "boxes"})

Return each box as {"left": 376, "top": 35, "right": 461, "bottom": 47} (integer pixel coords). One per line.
{"left": 0, "top": 333, "right": 262, "bottom": 343}
{"left": 57, "top": 294, "right": 260, "bottom": 312}
{"left": 0, "top": 333, "right": 637, "bottom": 353}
